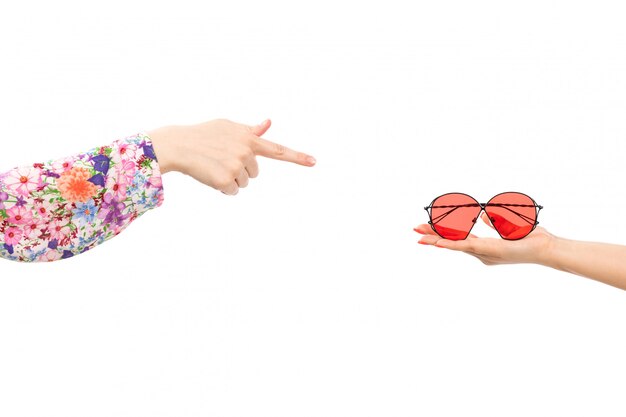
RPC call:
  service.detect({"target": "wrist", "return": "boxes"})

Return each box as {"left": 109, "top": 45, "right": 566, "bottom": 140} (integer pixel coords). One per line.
{"left": 147, "top": 125, "right": 183, "bottom": 174}
{"left": 537, "top": 234, "right": 566, "bottom": 270}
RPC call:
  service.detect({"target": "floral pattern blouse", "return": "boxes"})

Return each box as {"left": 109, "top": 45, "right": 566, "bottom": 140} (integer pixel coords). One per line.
{"left": 0, "top": 133, "right": 164, "bottom": 262}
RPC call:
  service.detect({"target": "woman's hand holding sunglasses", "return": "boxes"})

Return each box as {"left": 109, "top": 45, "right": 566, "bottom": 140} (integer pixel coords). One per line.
{"left": 414, "top": 213, "right": 556, "bottom": 266}
{"left": 416, "top": 212, "right": 626, "bottom": 291}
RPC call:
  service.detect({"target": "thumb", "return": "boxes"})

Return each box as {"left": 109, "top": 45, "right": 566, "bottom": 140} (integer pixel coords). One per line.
{"left": 481, "top": 212, "right": 496, "bottom": 229}
{"left": 250, "top": 119, "right": 272, "bottom": 137}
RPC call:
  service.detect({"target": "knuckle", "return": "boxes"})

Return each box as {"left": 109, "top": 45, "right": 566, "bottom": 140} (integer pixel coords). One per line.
{"left": 216, "top": 118, "right": 235, "bottom": 130}
{"left": 214, "top": 175, "right": 232, "bottom": 190}
{"left": 238, "top": 146, "right": 254, "bottom": 161}
{"left": 215, "top": 181, "right": 229, "bottom": 191}
{"left": 242, "top": 135, "right": 255, "bottom": 149}
{"left": 273, "top": 142, "right": 286, "bottom": 156}
{"left": 227, "top": 160, "right": 244, "bottom": 175}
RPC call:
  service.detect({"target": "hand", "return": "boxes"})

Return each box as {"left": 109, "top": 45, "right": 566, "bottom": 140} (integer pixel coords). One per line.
{"left": 414, "top": 213, "right": 556, "bottom": 266}
{"left": 149, "top": 118, "right": 316, "bottom": 195}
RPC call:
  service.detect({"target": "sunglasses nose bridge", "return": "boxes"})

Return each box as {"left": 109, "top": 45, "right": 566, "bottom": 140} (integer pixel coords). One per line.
{"left": 466, "top": 203, "right": 485, "bottom": 224}
{"left": 472, "top": 204, "right": 488, "bottom": 224}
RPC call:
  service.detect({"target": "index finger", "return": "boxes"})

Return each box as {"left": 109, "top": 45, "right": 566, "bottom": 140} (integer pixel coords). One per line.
{"left": 414, "top": 225, "right": 478, "bottom": 239}
{"left": 252, "top": 137, "right": 316, "bottom": 167}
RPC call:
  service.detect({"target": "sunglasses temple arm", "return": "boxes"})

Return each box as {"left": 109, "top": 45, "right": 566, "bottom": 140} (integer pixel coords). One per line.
{"left": 428, "top": 206, "right": 460, "bottom": 225}
{"left": 427, "top": 204, "right": 483, "bottom": 225}
{"left": 488, "top": 204, "right": 541, "bottom": 226}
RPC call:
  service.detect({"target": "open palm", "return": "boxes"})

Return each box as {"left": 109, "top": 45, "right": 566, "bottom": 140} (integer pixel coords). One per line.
{"left": 414, "top": 213, "right": 555, "bottom": 265}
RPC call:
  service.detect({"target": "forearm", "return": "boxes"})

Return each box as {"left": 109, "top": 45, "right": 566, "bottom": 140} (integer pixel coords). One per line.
{"left": 0, "top": 132, "right": 164, "bottom": 262}
{"left": 542, "top": 237, "right": 626, "bottom": 290}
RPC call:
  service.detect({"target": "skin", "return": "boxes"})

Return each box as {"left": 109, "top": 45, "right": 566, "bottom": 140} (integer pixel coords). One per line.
{"left": 148, "top": 118, "right": 316, "bottom": 195}
{"left": 415, "top": 213, "right": 626, "bottom": 291}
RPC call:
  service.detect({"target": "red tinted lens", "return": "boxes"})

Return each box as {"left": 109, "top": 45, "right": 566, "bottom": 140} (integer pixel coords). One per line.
{"left": 485, "top": 192, "right": 537, "bottom": 240}
{"left": 429, "top": 193, "right": 481, "bottom": 240}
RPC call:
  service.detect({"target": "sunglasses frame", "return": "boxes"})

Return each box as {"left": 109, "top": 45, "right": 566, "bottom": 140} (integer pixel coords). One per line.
{"left": 424, "top": 191, "right": 544, "bottom": 241}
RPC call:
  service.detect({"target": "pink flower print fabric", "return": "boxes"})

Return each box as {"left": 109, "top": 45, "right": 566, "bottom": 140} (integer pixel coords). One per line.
{"left": 0, "top": 133, "right": 165, "bottom": 262}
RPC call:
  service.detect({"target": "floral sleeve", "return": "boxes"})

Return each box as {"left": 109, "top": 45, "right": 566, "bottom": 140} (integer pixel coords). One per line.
{"left": 0, "top": 132, "right": 165, "bottom": 262}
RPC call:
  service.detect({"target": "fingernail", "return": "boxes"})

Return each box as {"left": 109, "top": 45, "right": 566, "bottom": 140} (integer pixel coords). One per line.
{"left": 417, "top": 240, "right": 428, "bottom": 245}
{"left": 306, "top": 156, "right": 316, "bottom": 165}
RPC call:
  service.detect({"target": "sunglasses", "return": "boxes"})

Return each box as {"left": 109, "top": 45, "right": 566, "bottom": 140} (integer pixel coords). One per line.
{"left": 424, "top": 192, "right": 543, "bottom": 241}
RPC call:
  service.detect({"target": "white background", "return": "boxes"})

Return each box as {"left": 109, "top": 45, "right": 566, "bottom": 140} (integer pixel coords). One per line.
{"left": 1, "top": 1, "right": 626, "bottom": 416}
